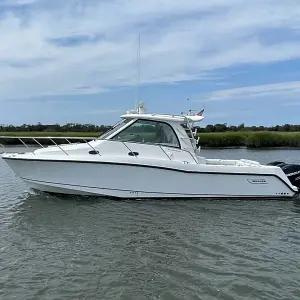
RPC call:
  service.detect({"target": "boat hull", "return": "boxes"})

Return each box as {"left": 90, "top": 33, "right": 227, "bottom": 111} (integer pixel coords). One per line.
{"left": 2, "top": 155, "right": 298, "bottom": 199}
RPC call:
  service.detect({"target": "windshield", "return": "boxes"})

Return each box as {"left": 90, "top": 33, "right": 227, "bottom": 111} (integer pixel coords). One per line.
{"left": 110, "top": 119, "right": 180, "bottom": 148}
{"left": 97, "top": 119, "right": 131, "bottom": 140}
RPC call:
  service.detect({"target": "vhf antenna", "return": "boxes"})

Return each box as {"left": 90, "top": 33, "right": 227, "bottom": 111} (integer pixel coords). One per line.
{"left": 136, "top": 34, "right": 141, "bottom": 111}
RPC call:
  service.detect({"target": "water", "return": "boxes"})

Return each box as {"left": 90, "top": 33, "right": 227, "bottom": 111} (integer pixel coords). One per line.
{"left": 1, "top": 148, "right": 300, "bottom": 300}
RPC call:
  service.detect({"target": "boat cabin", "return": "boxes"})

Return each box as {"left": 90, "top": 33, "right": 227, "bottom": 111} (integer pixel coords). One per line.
{"left": 102, "top": 113, "right": 201, "bottom": 150}
{"left": 34, "top": 110, "right": 204, "bottom": 164}
{"left": 92, "top": 112, "right": 204, "bottom": 163}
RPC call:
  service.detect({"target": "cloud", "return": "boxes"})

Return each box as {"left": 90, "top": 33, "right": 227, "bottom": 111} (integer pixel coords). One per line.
{"left": 194, "top": 81, "right": 300, "bottom": 102}
{"left": 0, "top": 0, "right": 300, "bottom": 101}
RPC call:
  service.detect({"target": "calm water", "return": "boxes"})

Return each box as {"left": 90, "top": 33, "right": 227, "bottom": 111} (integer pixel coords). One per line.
{"left": 1, "top": 148, "right": 300, "bottom": 300}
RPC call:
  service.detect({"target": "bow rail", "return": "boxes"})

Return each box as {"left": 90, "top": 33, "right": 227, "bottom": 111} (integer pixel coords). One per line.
{"left": 0, "top": 136, "right": 98, "bottom": 155}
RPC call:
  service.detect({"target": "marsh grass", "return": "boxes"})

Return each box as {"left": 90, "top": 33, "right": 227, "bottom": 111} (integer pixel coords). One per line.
{"left": 1, "top": 131, "right": 300, "bottom": 148}
{"left": 245, "top": 132, "right": 300, "bottom": 148}
{"left": 198, "top": 132, "right": 300, "bottom": 148}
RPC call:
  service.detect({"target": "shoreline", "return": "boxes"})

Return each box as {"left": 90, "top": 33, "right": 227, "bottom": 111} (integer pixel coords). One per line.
{"left": 201, "top": 146, "right": 300, "bottom": 150}
{"left": 1, "top": 131, "right": 300, "bottom": 149}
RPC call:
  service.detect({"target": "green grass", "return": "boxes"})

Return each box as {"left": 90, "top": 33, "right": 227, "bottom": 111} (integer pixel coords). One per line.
{"left": 198, "top": 131, "right": 300, "bottom": 148}
{"left": 198, "top": 132, "right": 247, "bottom": 148}
{"left": 1, "top": 131, "right": 300, "bottom": 148}
{"left": 245, "top": 132, "right": 300, "bottom": 148}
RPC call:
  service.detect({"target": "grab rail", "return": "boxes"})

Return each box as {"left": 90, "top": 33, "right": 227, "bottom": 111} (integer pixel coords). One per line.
{"left": 0, "top": 136, "right": 137, "bottom": 159}
{"left": 0, "top": 136, "right": 97, "bottom": 144}
{"left": 0, "top": 135, "right": 198, "bottom": 163}
{"left": 0, "top": 136, "right": 98, "bottom": 156}
{"left": 179, "top": 137, "right": 199, "bottom": 164}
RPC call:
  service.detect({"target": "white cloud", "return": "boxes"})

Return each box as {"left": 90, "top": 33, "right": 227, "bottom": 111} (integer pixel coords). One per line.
{"left": 193, "top": 81, "right": 300, "bottom": 104}
{"left": 0, "top": 0, "right": 300, "bottom": 101}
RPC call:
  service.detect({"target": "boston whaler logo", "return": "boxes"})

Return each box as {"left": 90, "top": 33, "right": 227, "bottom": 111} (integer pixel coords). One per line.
{"left": 247, "top": 178, "right": 268, "bottom": 184}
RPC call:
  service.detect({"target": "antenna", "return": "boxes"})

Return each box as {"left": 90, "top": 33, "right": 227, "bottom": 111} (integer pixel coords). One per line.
{"left": 136, "top": 34, "right": 141, "bottom": 111}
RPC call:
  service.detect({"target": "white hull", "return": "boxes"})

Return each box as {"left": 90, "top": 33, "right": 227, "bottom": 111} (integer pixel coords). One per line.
{"left": 3, "top": 156, "right": 298, "bottom": 199}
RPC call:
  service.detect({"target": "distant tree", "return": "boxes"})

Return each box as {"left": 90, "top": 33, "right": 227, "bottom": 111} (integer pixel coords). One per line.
{"left": 2, "top": 121, "right": 300, "bottom": 133}
{"left": 237, "top": 123, "right": 245, "bottom": 131}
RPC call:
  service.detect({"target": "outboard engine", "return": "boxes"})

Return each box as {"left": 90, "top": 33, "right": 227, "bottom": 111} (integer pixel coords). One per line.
{"left": 268, "top": 161, "right": 300, "bottom": 189}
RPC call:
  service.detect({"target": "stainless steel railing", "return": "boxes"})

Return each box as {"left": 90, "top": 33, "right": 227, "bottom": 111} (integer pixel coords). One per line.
{"left": 0, "top": 135, "right": 199, "bottom": 163}
{"left": 0, "top": 136, "right": 98, "bottom": 156}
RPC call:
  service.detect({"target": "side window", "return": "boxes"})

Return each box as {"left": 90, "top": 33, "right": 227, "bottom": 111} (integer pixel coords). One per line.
{"left": 111, "top": 119, "right": 180, "bottom": 148}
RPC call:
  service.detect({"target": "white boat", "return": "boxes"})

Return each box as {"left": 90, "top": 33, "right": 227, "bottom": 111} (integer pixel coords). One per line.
{"left": 1, "top": 106, "right": 300, "bottom": 199}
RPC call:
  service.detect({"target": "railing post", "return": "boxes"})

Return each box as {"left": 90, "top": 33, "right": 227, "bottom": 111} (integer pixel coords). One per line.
{"left": 83, "top": 139, "right": 101, "bottom": 156}
{"left": 49, "top": 138, "right": 69, "bottom": 155}
{"left": 159, "top": 146, "right": 172, "bottom": 161}
{"left": 122, "top": 142, "right": 138, "bottom": 158}
{"left": 18, "top": 138, "right": 29, "bottom": 148}
{"left": 32, "top": 138, "right": 45, "bottom": 148}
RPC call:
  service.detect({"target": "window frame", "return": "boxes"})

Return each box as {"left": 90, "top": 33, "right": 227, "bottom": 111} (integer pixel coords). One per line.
{"left": 97, "top": 119, "right": 133, "bottom": 140}
{"left": 108, "top": 118, "right": 182, "bottom": 149}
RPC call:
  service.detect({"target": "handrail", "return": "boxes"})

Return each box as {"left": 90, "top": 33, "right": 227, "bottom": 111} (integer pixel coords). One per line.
{"left": 18, "top": 138, "right": 29, "bottom": 148}
{"left": 0, "top": 136, "right": 98, "bottom": 156}
{"left": 178, "top": 140, "right": 199, "bottom": 164}
{"left": 187, "top": 151, "right": 199, "bottom": 164}
{"left": 83, "top": 139, "right": 101, "bottom": 156}
{"left": 159, "top": 145, "right": 172, "bottom": 161}
{"left": 49, "top": 138, "right": 69, "bottom": 156}
{"left": 0, "top": 135, "right": 199, "bottom": 164}
{"left": 0, "top": 136, "right": 97, "bottom": 140}
{"left": 32, "top": 138, "right": 45, "bottom": 148}
{"left": 122, "top": 142, "right": 137, "bottom": 158}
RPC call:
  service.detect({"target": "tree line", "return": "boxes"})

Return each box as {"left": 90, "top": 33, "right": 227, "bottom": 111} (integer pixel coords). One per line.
{"left": 1, "top": 122, "right": 300, "bottom": 133}
{"left": 0, "top": 123, "right": 112, "bottom": 133}
{"left": 194, "top": 123, "right": 300, "bottom": 133}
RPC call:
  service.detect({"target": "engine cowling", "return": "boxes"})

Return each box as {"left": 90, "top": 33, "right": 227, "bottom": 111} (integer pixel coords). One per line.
{"left": 268, "top": 161, "right": 300, "bottom": 189}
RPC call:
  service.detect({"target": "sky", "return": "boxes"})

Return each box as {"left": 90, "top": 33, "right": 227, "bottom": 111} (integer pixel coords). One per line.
{"left": 0, "top": 0, "right": 300, "bottom": 126}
